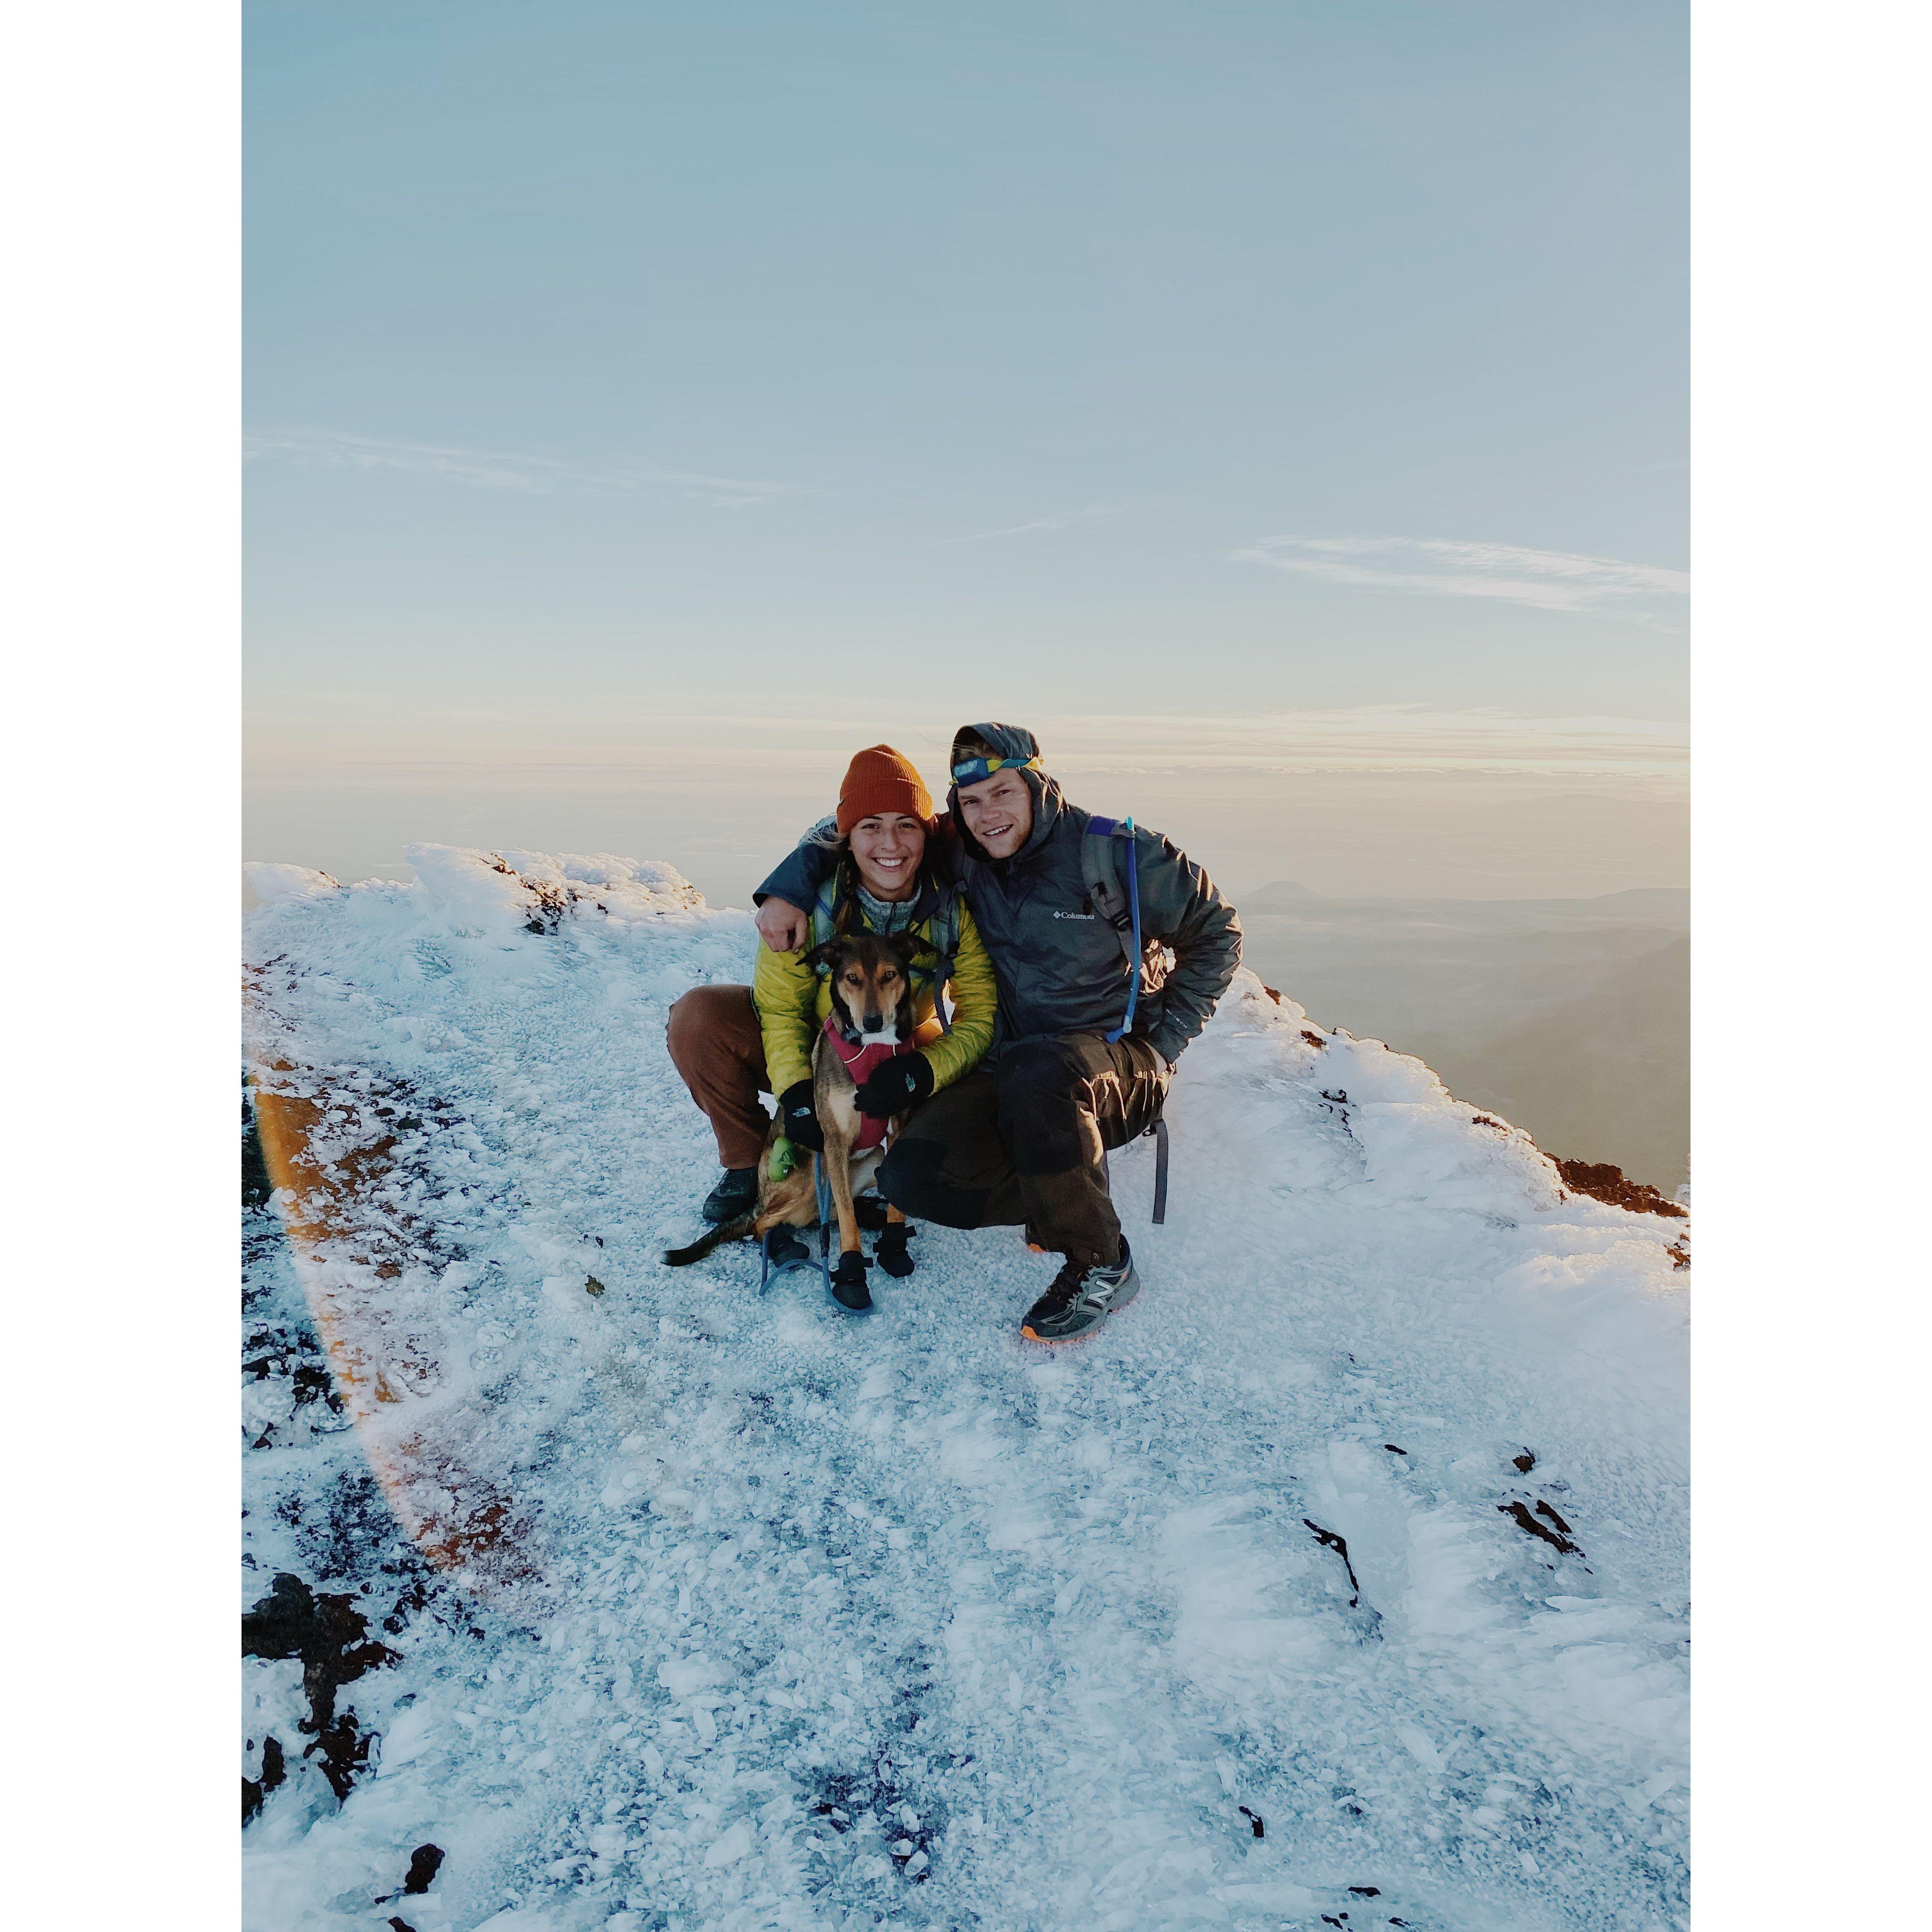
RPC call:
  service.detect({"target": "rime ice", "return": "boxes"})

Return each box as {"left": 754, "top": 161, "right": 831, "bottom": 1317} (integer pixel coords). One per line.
{"left": 242, "top": 846, "right": 1688, "bottom": 1932}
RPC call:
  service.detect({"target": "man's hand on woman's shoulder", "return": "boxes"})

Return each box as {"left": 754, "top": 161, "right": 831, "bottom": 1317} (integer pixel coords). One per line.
{"left": 756, "top": 897, "right": 810, "bottom": 954}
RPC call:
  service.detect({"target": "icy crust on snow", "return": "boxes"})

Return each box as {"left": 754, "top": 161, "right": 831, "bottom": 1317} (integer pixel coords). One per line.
{"left": 246, "top": 861, "right": 342, "bottom": 905}
{"left": 242, "top": 845, "right": 1688, "bottom": 1932}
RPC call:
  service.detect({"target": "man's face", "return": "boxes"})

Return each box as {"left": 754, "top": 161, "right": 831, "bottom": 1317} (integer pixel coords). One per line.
{"left": 956, "top": 768, "right": 1034, "bottom": 858}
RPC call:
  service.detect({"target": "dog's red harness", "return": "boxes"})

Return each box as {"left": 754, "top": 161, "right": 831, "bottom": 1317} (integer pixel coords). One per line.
{"left": 821, "top": 1018, "right": 912, "bottom": 1151}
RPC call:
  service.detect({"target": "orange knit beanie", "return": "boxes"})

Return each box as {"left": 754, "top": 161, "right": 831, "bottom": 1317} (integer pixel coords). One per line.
{"left": 836, "top": 745, "right": 934, "bottom": 835}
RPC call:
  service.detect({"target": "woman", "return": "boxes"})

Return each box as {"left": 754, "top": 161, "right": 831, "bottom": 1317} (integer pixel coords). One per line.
{"left": 666, "top": 744, "right": 997, "bottom": 1281}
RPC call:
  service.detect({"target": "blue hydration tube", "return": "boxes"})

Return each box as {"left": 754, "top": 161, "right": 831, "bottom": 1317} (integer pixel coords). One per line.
{"left": 1105, "top": 817, "right": 1141, "bottom": 1045}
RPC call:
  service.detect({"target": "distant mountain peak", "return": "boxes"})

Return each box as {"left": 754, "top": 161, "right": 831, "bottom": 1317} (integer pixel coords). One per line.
{"left": 1243, "top": 878, "right": 1321, "bottom": 906}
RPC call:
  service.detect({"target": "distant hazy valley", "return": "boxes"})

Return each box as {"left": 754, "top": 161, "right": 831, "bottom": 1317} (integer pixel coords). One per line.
{"left": 1236, "top": 885, "right": 1690, "bottom": 1191}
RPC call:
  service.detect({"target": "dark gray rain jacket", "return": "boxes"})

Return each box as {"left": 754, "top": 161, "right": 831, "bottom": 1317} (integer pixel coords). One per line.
{"left": 755, "top": 722, "right": 1242, "bottom": 1067}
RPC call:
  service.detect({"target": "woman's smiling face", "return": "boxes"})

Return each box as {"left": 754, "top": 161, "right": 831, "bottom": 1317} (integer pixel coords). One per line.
{"left": 849, "top": 813, "right": 926, "bottom": 901}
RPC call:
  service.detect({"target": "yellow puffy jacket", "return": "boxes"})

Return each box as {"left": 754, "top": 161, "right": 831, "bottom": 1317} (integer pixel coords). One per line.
{"left": 751, "top": 877, "right": 996, "bottom": 1099}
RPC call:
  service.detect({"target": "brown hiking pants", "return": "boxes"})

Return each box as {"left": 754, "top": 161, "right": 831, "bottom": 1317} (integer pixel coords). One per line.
{"left": 666, "top": 984, "right": 773, "bottom": 1171}
{"left": 877, "top": 1033, "right": 1170, "bottom": 1270}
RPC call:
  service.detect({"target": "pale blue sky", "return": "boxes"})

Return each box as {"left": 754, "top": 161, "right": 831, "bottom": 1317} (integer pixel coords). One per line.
{"left": 245, "top": 0, "right": 1687, "bottom": 897}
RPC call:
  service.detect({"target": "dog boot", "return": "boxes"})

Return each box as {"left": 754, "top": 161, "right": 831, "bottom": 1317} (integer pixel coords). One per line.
{"left": 702, "top": 1166, "right": 758, "bottom": 1224}
{"left": 874, "top": 1222, "right": 915, "bottom": 1278}
{"left": 828, "top": 1249, "right": 873, "bottom": 1313}
{"left": 763, "top": 1226, "right": 811, "bottom": 1270}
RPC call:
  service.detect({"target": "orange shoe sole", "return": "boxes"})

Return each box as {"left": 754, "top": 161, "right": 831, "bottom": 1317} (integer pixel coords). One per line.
{"left": 1019, "top": 1321, "right": 1102, "bottom": 1346}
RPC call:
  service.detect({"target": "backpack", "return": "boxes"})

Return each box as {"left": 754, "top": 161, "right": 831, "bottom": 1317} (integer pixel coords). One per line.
{"left": 1081, "top": 816, "right": 1144, "bottom": 1045}
{"left": 1084, "top": 815, "right": 1169, "bottom": 1222}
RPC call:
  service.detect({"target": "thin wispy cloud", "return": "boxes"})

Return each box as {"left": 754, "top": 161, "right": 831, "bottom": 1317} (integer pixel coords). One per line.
{"left": 244, "top": 426, "right": 797, "bottom": 509}
{"left": 1235, "top": 535, "right": 1688, "bottom": 619}
{"left": 939, "top": 503, "right": 1118, "bottom": 545}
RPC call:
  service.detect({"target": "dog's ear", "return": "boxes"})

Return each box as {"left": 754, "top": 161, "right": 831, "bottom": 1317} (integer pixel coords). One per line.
{"left": 804, "top": 939, "right": 844, "bottom": 976}
{"left": 881, "top": 931, "right": 921, "bottom": 974}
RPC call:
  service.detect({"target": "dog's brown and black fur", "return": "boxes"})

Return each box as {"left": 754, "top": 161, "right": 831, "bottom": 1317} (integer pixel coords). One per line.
{"left": 663, "top": 930, "right": 920, "bottom": 1269}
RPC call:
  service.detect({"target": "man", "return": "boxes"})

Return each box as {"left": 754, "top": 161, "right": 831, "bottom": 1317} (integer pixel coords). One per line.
{"left": 753, "top": 722, "right": 1241, "bottom": 1342}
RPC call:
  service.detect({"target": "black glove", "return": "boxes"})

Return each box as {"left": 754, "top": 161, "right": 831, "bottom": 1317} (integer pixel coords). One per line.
{"left": 854, "top": 1052, "right": 934, "bottom": 1120}
{"left": 777, "top": 1081, "right": 823, "bottom": 1151}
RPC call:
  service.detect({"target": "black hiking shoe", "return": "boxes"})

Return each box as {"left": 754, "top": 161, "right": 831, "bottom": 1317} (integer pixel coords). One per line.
{"left": 702, "top": 1166, "right": 758, "bottom": 1224}
{"left": 854, "top": 1193, "right": 892, "bottom": 1233}
{"left": 828, "top": 1250, "right": 873, "bottom": 1313}
{"left": 874, "top": 1222, "right": 914, "bottom": 1278}
{"left": 1020, "top": 1240, "right": 1140, "bottom": 1344}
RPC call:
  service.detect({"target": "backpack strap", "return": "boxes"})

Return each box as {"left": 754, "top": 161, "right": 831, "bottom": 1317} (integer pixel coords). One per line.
{"left": 1082, "top": 817, "right": 1142, "bottom": 1043}
{"left": 911, "top": 883, "right": 961, "bottom": 1033}
{"left": 1088, "top": 818, "right": 1171, "bottom": 1219}
{"left": 806, "top": 871, "right": 842, "bottom": 959}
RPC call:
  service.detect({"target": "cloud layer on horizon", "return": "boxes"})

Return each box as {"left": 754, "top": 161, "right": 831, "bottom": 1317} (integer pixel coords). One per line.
{"left": 244, "top": 426, "right": 795, "bottom": 509}
{"left": 247, "top": 701, "right": 1688, "bottom": 792}
{"left": 1236, "top": 534, "right": 1688, "bottom": 620}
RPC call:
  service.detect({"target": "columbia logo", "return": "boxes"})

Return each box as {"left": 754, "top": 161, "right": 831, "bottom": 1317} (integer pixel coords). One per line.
{"left": 1051, "top": 909, "right": 1097, "bottom": 920}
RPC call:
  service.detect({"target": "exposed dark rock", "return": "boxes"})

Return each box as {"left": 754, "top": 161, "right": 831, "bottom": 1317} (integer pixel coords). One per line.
{"left": 402, "top": 1844, "right": 445, "bottom": 1895}
{"left": 308, "top": 1709, "right": 376, "bottom": 1803}
{"left": 242, "top": 1083, "right": 274, "bottom": 1208}
{"left": 242, "top": 1734, "right": 285, "bottom": 1823}
{"left": 1553, "top": 1158, "right": 1687, "bottom": 1219}
{"left": 1304, "top": 1519, "right": 1363, "bottom": 1606}
{"left": 1499, "top": 1499, "right": 1581, "bottom": 1556}
{"left": 242, "top": 1573, "right": 398, "bottom": 1804}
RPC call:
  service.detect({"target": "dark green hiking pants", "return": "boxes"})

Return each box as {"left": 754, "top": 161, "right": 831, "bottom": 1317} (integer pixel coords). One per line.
{"left": 877, "top": 1032, "right": 1170, "bottom": 1269}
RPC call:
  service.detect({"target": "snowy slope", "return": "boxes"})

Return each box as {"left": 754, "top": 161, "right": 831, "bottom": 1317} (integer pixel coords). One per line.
{"left": 242, "top": 846, "right": 1689, "bottom": 1932}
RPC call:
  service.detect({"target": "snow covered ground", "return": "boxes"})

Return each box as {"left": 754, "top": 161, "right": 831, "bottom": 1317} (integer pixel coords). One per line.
{"left": 242, "top": 845, "right": 1689, "bottom": 1932}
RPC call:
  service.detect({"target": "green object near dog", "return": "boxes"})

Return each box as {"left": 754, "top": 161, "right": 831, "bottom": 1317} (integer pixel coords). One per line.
{"left": 769, "top": 1137, "right": 797, "bottom": 1183}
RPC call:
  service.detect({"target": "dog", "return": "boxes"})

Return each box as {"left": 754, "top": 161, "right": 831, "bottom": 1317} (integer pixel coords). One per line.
{"left": 663, "top": 931, "right": 921, "bottom": 1303}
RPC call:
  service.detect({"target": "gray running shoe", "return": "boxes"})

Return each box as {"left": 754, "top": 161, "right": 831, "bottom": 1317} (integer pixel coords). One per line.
{"left": 1020, "top": 1240, "right": 1140, "bottom": 1344}
{"left": 702, "top": 1166, "right": 758, "bottom": 1224}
